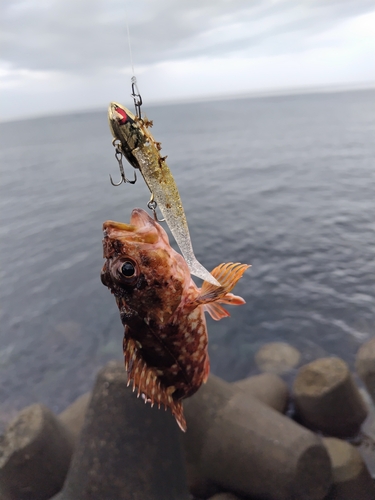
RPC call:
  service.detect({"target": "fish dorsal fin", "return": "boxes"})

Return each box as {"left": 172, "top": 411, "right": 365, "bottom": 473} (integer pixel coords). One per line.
{"left": 124, "top": 337, "right": 187, "bottom": 431}
{"left": 199, "top": 262, "right": 250, "bottom": 304}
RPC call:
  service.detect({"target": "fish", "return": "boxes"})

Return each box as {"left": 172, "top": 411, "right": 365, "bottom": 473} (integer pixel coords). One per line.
{"left": 108, "top": 101, "right": 221, "bottom": 287}
{"left": 101, "top": 208, "right": 250, "bottom": 431}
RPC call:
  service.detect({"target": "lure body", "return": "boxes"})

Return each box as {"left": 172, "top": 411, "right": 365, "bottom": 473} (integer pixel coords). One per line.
{"left": 108, "top": 102, "right": 220, "bottom": 287}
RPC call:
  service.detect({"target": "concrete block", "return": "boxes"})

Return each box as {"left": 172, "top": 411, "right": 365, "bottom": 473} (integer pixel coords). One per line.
{"left": 183, "top": 374, "right": 332, "bottom": 500}
{"left": 55, "top": 361, "right": 189, "bottom": 500}
{"left": 356, "top": 337, "right": 375, "bottom": 403}
{"left": 58, "top": 392, "right": 91, "bottom": 445}
{"left": 255, "top": 342, "right": 301, "bottom": 374}
{"left": 293, "top": 357, "right": 368, "bottom": 437}
{"left": 208, "top": 493, "right": 242, "bottom": 500}
{"left": 186, "top": 463, "right": 221, "bottom": 499}
{"left": 0, "top": 404, "right": 74, "bottom": 500}
{"left": 323, "top": 437, "right": 375, "bottom": 500}
{"left": 233, "top": 372, "right": 289, "bottom": 412}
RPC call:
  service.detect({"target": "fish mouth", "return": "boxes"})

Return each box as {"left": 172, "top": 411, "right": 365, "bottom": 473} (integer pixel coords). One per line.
{"left": 103, "top": 220, "right": 136, "bottom": 233}
{"left": 103, "top": 209, "right": 153, "bottom": 232}
{"left": 129, "top": 208, "right": 155, "bottom": 227}
{"left": 103, "top": 209, "right": 159, "bottom": 244}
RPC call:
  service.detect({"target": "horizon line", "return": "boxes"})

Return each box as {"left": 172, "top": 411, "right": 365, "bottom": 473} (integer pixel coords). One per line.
{"left": 1, "top": 81, "right": 374, "bottom": 125}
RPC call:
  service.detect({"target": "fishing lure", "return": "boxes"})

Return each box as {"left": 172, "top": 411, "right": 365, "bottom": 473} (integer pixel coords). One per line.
{"left": 108, "top": 101, "right": 220, "bottom": 287}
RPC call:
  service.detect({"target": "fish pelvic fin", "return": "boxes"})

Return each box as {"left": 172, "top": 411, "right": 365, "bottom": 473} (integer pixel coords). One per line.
{"left": 199, "top": 262, "right": 250, "bottom": 319}
{"left": 123, "top": 338, "right": 187, "bottom": 431}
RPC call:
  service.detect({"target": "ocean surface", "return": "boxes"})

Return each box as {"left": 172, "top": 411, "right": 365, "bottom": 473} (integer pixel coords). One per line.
{"left": 0, "top": 89, "right": 374, "bottom": 428}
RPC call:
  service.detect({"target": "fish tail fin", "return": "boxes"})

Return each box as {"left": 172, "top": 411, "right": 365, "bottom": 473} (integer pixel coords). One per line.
{"left": 124, "top": 338, "right": 187, "bottom": 431}
{"left": 199, "top": 263, "right": 250, "bottom": 320}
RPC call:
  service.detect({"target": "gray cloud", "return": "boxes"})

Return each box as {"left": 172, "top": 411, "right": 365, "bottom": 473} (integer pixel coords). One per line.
{"left": 1, "top": 0, "right": 374, "bottom": 74}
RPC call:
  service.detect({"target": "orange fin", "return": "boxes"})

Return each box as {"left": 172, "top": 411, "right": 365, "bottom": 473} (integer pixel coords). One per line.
{"left": 199, "top": 262, "right": 250, "bottom": 304}
{"left": 123, "top": 338, "right": 187, "bottom": 431}
{"left": 204, "top": 292, "right": 246, "bottom": 319}
{"left": 204, "top": 302, "right": 230, "bottom": 320}
{"left": 218, "top": 292, "right": 246, "bottom": 306}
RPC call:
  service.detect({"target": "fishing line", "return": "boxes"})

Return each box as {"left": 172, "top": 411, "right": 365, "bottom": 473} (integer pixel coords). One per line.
{"left": 124, "top": 0, "right": 135, "bottom": 77}
{"left": 124, "top": 0, "right": 143, "bottom": 118}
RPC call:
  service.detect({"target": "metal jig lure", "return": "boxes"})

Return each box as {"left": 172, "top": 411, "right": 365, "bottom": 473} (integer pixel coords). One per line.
{"left": 108, "top": 87, "right": 220, "bottom": 287}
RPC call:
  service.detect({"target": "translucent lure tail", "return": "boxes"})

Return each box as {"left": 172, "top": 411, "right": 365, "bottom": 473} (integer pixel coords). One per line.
{"left": 132, "top": 147, "right": 221, "bottom": 287}
{"left": 185, "top": 254, "right": 221, "bottom": 287}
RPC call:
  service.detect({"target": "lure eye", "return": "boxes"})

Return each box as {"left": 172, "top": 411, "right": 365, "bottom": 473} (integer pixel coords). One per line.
{"left": 115, "top": 106, "right": 128, "bottom": 125}
{"left": 121, "top": 261, "right": 135, "bottom": 277}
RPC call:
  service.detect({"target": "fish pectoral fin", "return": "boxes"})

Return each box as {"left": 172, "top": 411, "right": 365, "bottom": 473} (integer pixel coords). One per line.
{"left": 203, "top": 293, "right": 246, "bottom": 320}
{"left": 203, "top": 302, "right": 230, "bottom": 321}
{"left": 198, "top": 262, "right": 250, "bottom": 304}
{"left": 218, "top": 292, "right": 246, "bottom": 306}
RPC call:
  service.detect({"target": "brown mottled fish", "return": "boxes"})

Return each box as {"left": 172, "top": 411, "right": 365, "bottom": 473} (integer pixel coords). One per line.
{"left": 101, "top": 208, "right": 249, "bottom": 431}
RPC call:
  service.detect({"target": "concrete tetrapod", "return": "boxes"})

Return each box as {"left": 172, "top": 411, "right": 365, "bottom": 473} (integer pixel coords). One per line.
{"left": 58, "top": 392, "right": 91, "bottom": 445}
{"left": 208, "top": 494, "right": 242, "bottom": 500}
{"left": 188, "top": 374, "right": 288, "bottom": 497}
{"left": 323, "top": 437, "right": 375, "bottom": 500}
{"left": 183, "top": 374, "right": 332, "bottom": 500}
{"left": 356, "top": 337, "right": 375, "bottom": 403}
{"left": 233, "top": 372, "right": 289, "bottom": 412}
{"left": 0, "top": 404, "right": 74, "bottom": 500}
{"left": 255, "top": 342, "right": 301, "bottom": 374}
{"left": 293, "top": 357, "right": 368, "bottom": 437}
{"left": 54, "top": 361, "right": 189, "bottom": 500}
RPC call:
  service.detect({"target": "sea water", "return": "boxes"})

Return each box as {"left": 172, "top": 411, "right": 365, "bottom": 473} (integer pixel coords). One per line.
{"left": 0, "top": 89, "right": 374, "bottom": 425}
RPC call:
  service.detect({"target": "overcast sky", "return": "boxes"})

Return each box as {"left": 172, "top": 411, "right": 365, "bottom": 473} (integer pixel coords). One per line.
{"left": 1, "top": 0, "right": 374, "bottom": 121}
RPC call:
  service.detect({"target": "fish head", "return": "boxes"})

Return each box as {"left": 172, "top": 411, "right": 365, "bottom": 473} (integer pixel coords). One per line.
{"left": 108, "top": 102, "right": 146, "bottom": 169}
{"left": 101, "top": 208, "right": 190, "bottom": 325}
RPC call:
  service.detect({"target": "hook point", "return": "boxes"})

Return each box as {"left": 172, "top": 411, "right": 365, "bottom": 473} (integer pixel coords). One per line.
{"left": 109, "top": 174, "right": 124, "bottom": 186}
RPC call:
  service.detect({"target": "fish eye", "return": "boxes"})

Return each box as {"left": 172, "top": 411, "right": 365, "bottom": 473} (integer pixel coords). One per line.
{"left": 121, "top": 260, "right": 135, "bottom": 277}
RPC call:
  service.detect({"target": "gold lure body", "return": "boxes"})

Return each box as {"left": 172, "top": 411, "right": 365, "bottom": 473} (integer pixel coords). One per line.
{"left": 108, "top": 102, "right": 220, "bottom": 286}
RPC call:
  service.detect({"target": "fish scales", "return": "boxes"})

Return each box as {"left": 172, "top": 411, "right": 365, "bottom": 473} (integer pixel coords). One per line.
{"left": 101, "top": 208, "right": 249, "bottom": 430}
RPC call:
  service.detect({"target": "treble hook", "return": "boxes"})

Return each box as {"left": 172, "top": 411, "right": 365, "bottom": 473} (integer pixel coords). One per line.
{"left": 131, "top": 76, "right": 143, "bottom": 119}
{"left": 147, "top": 194, "right": 165, "bottom": 222}
{"left": 109, "top": 140, "right": 137, "bottom": 186}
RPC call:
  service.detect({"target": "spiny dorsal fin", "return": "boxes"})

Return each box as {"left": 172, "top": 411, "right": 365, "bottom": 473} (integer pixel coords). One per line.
{"left": 199, "top": 262, "right": 250, "bottom": 304}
